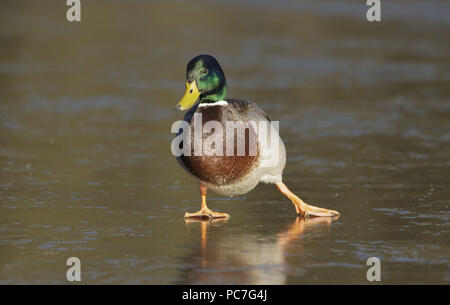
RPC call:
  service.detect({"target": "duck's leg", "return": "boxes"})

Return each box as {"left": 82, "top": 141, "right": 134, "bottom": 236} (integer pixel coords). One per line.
{"left": 184, "top": 184, "right": 230, "bottom": 219}
{"left": 275, "top": 182, "right": 340, "bottom": 217}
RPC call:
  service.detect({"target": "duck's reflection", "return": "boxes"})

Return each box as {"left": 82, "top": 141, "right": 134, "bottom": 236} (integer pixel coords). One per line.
{"left": 180, "top": 216, "right": 337, "bottom": 284}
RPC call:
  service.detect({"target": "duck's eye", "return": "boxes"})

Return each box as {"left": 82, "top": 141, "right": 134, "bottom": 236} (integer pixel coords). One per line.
{"left": 202, "top": 68, "right": 208, "bottom": 75}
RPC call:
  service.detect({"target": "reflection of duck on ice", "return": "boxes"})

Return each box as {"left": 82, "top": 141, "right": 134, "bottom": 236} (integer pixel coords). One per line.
{"left": 179, "top": 217, "right": 333, "bottom": 285}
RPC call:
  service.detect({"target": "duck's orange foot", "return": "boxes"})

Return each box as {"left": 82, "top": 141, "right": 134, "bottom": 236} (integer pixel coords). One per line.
{"left": 184, "top": 208, "right": 230, "bottom": 220}
{"left": 276, "top": 182, "right": 340, "bottom": 218}
{"left": 298, "top": 202, "right": 340, "bottom": 218}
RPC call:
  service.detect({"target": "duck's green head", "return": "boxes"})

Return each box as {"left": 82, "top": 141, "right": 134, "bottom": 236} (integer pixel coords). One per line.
{"left": 176, "top": 54, "right": 227, "bottom": 111}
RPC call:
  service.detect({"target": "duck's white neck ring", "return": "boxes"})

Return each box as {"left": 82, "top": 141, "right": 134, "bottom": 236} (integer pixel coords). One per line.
{"left": 198, "top": 100, "right": 228, "bottom": 108}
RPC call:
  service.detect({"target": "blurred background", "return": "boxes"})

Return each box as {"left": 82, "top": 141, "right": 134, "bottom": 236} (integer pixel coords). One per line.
{"left": 0, "top": 0, "right": 449, "bottom": 284}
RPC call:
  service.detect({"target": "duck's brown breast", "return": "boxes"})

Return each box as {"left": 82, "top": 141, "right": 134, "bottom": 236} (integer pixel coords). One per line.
{"left": 179, "top": 105, "right": 259, "bottom": 185}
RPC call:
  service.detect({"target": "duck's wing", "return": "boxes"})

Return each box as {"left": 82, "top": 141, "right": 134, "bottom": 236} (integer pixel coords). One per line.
{"left": 225, "top": 99, "right": 271, "bottom": 122}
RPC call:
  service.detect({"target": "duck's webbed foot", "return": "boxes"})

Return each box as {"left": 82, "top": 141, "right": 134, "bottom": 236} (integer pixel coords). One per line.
{"left": 184, "top": 184, "right": 231, "bottom": 219}
{"left": 276, "top": 182, "right": 340, "bottom": 218}
{"left": 184, "top": 208, "right": 230, "bottom": 220}
{"left": 297, "top": 202, "right": 340, "bottom": 217}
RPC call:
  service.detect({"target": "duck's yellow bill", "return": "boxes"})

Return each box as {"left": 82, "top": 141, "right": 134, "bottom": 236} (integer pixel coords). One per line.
{"left": 176, "top": 81, "right": 200, "bottom": 111}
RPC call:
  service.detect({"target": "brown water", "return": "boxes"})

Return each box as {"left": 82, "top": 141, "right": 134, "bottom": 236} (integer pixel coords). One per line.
{"left": 0, "top": 0, "right": 449, "bottom": 284}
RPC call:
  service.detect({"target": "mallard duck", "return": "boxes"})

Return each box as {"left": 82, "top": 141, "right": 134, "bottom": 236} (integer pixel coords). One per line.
{"left": 174, "top": 54, "right": 340, "bottom": 219}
